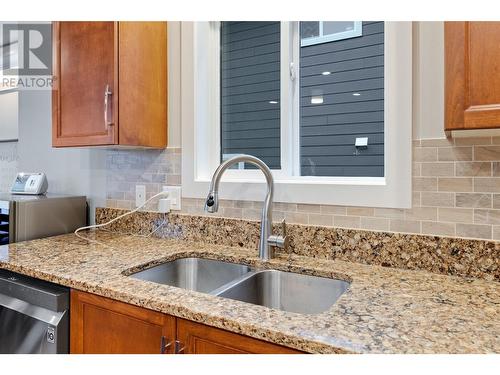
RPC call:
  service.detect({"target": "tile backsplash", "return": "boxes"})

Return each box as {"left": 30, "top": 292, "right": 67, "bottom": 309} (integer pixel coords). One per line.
{"left": 0, "top": 142, "right": 18, "bottom": 192}
{"left": 106, "top": 136, "right": 500, "bottom": 241}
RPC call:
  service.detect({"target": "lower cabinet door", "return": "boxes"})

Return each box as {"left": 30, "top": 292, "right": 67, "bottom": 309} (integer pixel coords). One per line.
{"left": 70, "top": 290, "right": 176, "bottom": 354}
{"left": 176, "top": 318, "right": 303, "bottom": 354}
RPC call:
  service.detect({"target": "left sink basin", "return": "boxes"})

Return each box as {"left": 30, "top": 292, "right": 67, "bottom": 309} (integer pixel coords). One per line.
{"left": 130, "top": 257, "right": 251, "bottom": 294}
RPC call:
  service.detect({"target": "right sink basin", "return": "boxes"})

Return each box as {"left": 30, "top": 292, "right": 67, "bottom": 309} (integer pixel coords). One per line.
{"left": 215, "top": 269, "right": 350, "bottom": 314}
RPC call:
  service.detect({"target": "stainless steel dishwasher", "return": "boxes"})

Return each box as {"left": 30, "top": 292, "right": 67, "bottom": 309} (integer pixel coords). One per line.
{"left": 0, "top": 269, "right": 69, "bottom": 353}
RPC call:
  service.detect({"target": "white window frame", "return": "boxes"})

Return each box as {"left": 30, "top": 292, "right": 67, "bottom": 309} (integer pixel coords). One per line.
{"left": 181, "top": 21, "right": 412, "bottom": 208}
{"left": 300, "top": 21, "right": 362, "bottom": 47}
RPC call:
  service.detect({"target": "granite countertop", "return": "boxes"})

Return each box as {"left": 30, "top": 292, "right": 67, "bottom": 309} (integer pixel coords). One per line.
{"left": 0, "top": 231, "right": 498, "bottom": 353}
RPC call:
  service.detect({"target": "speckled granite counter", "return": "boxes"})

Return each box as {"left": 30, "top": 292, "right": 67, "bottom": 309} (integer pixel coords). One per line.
{"left": 0, "top": 232, "right": 499, "bottom": 353}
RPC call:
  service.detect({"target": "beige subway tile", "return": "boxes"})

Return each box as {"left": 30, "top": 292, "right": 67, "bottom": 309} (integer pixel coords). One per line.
{"left": 421, "top": 162, "right": 454, "bottom": 176}
{"left": 116, "top": 200, "right": 133, "bottom": 210}
{"left": 274, "top": 202, "right": 297, "bottom": 212}
{"left": 106, "top": 199, "right": 117, "bottom": 208}
{"left": 454, "top": 136, "right": 491, "bottom": 146}
{"left": 492, "top": 225, "right": 500, "bottom": 240}
{"left": 473, "top": 178, "right": 500, "bottom": 193}
{"left": 107, "top": 191, "right": 124, "bottom": 200}
{"left": 221, "top": 207, "right": 242, "bottom": 219}
{"left": 242, "top": 208, "right": 263, "bottom": 221}
{"left": 474, "top": 209, "right": 500, "bottom": 225}
{"left": 456, "top": 193, "right": 492, "bottom": 208}
{"left": 420, "top": 138, "right": 453, "bottom": 147}
{"left": 405, "top": 207, "right": 438, "bottom": 221}
{"left": 413, "top": 147, "right": 437, "bottom": 162}
{"left": 182, "top": 198, "right": 204, "bottom": 207}
{"left": 308, "top": 214, "right": 334, "bottom": 227}
{"left": 374, "top": 208, "right": 405, "bottom": 219}
{"left": 455, "top": 162, "right": 491, "bottom": 177}
{"left": 334, "top": 215, "right": 360, "bottom": 229}
{"left": 474, "top": 145, "right": 500, "bottom": 161}
{"left": 412, "top": 162, "right": 421, "bottom": 177}
{"left": 297, "top": 203, "right": 321, "bottom": 213}
{"left": 438, "top": 177, "right": 473, "bottom": 192}
{"left": 492, "top": 162, "right": 500, "bottom": 176}
{"left": 413, "top": 177, "right": 438, "bottom": 191}
{"left": 234, "top": 200, "right": 254, "bottom": 208}
{"left": 166, "top": 174, "right": 181, "bottom": 185}
{"left": 438, "top": 146, "right": 473, "bottom": 161}
{"left": 346, "top": 206, "right": 374, "bottom": 216}
{"left": 493, "top": 136, "right": 500, "bottom": 145}
{"left": 421, "top": 192, "right": 454, "bottom": 207}
{"left": 360, "top": 217, "right": 390, "bottom": 231}
{"left": 421, "top": 221, "right": 456, "bottom": 237}
{"left": 284, "top": 212, "right": 308, "bottom": 225}
{"left": 438, "top": 207, "right": 473, "bottom": 223}
{"left": 389, "top": 219, "right": 421, "bottom": 234}
{"left": 273, "top": 211, "right": 285, "bottom": 221}
{"left": 413, "top": 191, "right": 421, "bottom": 207}
{"left": 493, "top": 194, "right": 500, "bottom": 209}
{"left": 456, "top": 223, "right": 492, "bottom": 239}
{"left": 218, "top": 199, "right": 234, "bottom": 208}
{"left": 320, "top": 205, "right": 347, "bottom": 215}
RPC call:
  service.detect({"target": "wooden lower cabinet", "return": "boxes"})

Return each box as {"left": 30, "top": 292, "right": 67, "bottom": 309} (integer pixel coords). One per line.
{"left": 70, "top": 290, "right": 176, "bottom": 354}
{"left": 176, "top": 318, "right": 302, "bottom": 354}
{"left": 70, "top": 290, "right": 303, "bottom": 354}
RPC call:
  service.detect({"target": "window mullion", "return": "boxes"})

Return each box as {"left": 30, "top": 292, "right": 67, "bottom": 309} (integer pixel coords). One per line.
{"left": 279, "top": 22, "right": 292, "bottom": 177}
{"left": 291, "top": 22, "right": 301, "bottom": 177}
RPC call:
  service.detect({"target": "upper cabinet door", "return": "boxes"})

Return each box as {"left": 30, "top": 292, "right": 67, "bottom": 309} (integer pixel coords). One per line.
{"left": 52, "top": 22, "right": 118, "bottom": 146}
{"left": 445, "top": 22, "right": 500, "bottom": 131}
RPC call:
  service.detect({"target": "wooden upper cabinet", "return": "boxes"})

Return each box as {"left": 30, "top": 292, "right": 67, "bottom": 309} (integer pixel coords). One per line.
{"left": 445, "top": 22, "right": 500, "bottom": 131}
{"left": 52, "top": 22, "right": 167, "bottom": 148}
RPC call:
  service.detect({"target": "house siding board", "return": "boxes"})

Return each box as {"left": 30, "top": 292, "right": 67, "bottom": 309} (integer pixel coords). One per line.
{"left": 221, "top": 21, "right": 281, "bottom": 169}
{"left": 300, "top": 21, "right": 385, "bottom": 177}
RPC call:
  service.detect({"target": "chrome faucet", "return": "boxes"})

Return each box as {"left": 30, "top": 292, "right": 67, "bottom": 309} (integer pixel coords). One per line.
{"left": 204, "top": 154, "right": 287, "bottom": 260}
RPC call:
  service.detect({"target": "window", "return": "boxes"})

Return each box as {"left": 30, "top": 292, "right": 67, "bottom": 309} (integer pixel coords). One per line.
{"left": 219, "top": 21, "right": 384, "bottom": 177}
{"left": 300, "top": 21, "right": 363, "bottom": 46}
{"left": 181, "top": 22, "right": 412, "bottom": 208}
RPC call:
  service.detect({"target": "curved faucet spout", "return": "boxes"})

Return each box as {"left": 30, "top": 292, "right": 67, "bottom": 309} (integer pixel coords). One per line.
{"left": 204, "top": 154, "right": 275, "bottom": 260}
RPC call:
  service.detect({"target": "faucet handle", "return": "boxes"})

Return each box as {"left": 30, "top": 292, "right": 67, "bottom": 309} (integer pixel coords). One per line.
{"left": 267, "top": 219, "right": 289, "bottom": 250}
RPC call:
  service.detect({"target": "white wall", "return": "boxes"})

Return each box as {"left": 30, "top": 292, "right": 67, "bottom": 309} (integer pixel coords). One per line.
{"left": 17, "top": 89, "right": 107, "bottom": 223}
{"left": 412, "top": 22, "right": 445, "bottom": 140}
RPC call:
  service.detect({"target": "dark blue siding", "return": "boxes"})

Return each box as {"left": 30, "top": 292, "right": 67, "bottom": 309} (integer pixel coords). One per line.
{"left": 300, "top": 21, "right": 385, "bottom": 177}
{"left": 221, "top": 21, "right": 281, "bottom": 169}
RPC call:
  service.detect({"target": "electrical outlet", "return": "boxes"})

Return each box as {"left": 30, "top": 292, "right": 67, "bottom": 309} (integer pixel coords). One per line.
{"left": 135, "top": 185, "right": 146, "bottom": 208}
{"left": 162, "top": 186, "right": 182, "bottom": 210}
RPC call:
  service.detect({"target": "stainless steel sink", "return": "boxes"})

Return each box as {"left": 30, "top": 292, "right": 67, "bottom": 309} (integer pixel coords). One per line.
{"left": 129, "top": 257, "right": 349, "bottom": 314}
{"left": 130, "top": 257, "right": 251, "bottom": 294}
{"left": 215, "top": 270, "right": 350, "bottom": 314}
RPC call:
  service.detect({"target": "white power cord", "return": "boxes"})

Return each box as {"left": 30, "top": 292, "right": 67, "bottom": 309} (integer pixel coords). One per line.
{"left": 74, "top": 191, "right": 170, "bottom": 242}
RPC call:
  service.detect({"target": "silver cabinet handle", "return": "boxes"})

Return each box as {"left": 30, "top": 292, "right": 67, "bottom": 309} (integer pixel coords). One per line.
{"left": 104, "top": 84, "right": 113, "bottom": 127}
{"left": 174, "top": 340, "right": 185, "bottom": 354}
{"left": 160, "top": 336, "right": 172, "bottom": 354}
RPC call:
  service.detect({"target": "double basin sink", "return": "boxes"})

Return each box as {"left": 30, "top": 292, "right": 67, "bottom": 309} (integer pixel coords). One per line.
{"left": 130, "top": 258, "right": 350, "bottom": 314}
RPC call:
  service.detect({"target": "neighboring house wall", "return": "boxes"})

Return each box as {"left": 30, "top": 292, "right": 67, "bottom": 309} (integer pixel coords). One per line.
{"left": 220, "top": 21, "right": 281, "bottom": 169}
{"left": 300, "top": 21, "right": 384, "bottom": 177}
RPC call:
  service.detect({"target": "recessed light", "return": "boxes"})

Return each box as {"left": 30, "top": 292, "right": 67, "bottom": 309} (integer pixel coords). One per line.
{"left": 321, "top": 71, "right": 331, "bottom": 76}
{"left": 269, "top": 100, "right": 278, "bottom": 104}
{"left": 311, "top": 95, "right": 324, "bottom": 104}
{"left": 352, "top": 92, "right": 361, "bottom": 96}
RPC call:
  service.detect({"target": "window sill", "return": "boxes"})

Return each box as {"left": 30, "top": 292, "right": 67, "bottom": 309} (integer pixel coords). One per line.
{"left": 183, "top": 175, "right": 410, "bottom": 209}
